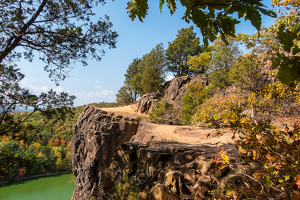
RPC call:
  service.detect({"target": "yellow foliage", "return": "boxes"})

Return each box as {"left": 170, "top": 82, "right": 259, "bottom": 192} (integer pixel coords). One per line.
{"left": 19, "top": 140, "right": 26, "bottom": 148}
{"left": 66, "top": 151, "right": 72, "bottom": 161}
{"left": 32, "top": 142, "right": 41, "bottom": 150}
{"left": 54, "top": 151, "right": 62, "bottom": 158}
{"left": 193, "top": 87, "right": 247, "bottom": 126}
{"left": 56, "top": 157, "right": 62, "bottom": 166}
{"left": 272, "top": 0, "right": 300, "bottom": 6}
{"left": 188, "top": 52, "right": 211, "bottom": 71}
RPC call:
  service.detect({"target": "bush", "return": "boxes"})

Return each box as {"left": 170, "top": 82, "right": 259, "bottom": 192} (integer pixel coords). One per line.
{"left": 181, "top": 82, "right": 207, "bottom": 125}
{"left": 192, "top": 87, "right": 247, "bottom": 127}
{"left": 204, "top": 82, "right": 300, "bottom": 199}
{"left": 149, "top": 99, "right": 176, "bottom": 124}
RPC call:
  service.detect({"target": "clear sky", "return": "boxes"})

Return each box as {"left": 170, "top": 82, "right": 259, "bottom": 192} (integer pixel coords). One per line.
{"left": 17, "top": 0, "right": 277, "bottom": 107}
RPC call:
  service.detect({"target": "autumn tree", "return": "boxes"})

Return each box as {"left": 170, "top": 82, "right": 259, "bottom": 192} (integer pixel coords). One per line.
{"left": 237, "top": 1, "right": 300, "bottom": 84}
{"left": 230, "top": 54, "right": 264, "bottom": 94}
{"left": 166, "top": 26, "right": 201, "bottom": 77}
{"left": 0, "top": 0, "right": 118, "bottom": 179}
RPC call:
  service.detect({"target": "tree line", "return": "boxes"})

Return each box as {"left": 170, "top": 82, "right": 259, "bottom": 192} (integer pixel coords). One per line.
{"left": 116, "top": 26, "right": 202, "bottom": 105}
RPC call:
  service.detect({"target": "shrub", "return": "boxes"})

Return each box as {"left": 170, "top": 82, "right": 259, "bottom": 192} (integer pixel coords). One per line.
{"left": 208, "top": 82, "right": 300, "bottom": 199}
{"left": 192, "top": 87, "right": 247, "bottom": 127}
{"left": 149, "top": 99, "right": 175, "bottom": 124}
{"left": 181, "top": 82, "right": 207, "bottom": 125}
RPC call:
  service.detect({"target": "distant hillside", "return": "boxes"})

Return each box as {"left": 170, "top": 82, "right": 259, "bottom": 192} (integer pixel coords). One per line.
{"left": 0, "top": 102, "right": 119, "bottom": 182}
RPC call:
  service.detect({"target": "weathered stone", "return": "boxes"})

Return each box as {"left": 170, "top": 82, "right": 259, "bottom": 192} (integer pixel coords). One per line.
{"left": 189, "top": 73, "right": 208, "bottom": 86}
{"left": 71, "top": 106, "right": 140, "bottom": 200}
{"left": 99, "top": 142, "right": 240, "bottom": 200}
{"left": 164, "top": 76, "right": 190, "bottom": 102}
{"left": 137, "top": 93, "right": 162, "bottom": 114}
{"left": 164, "top": 74, "right": 208, "bottom": 107}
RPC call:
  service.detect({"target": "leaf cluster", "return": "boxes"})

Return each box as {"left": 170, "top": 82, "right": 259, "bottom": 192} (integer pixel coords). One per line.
{"left": 125, "top": 0, "right": 276, "bottom": 46}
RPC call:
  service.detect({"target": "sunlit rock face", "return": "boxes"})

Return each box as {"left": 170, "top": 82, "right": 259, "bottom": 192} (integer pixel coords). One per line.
{"left": 163, "top": 74, "right": 208, "bottom": 107}
{"left": 100, "top": 142, "right": 239, "bottom": 200}
{"left": 137, "top": 93, "right": 162, "bottom": 114}
{"left": 71, "top": 106, "right": 140, "bottom": 200}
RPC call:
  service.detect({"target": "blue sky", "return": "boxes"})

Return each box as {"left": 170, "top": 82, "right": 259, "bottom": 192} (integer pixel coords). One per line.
{"left": 17, "top": 0, "right": 277, "bottom": 106}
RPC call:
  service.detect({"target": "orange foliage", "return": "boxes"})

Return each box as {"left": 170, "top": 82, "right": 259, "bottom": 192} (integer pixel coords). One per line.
{"left": 53, "top": 138, "right": 60, "bottom": 147}
{"left": 67, "top": 141, "right": 71, "bottom": 148}
{"left": 19, "top": 140, "right": 27, "bottom": 148}
{"left": 37, "top": 152, "right": 43, "bottom": 157}
{"left": 2, "top": 137, "right": 9, "bottom": 143}
{"left": 19, "top": 167, "right": 26, "bottom": 177}
{"left": 60, "top": 139, "right": 66, "bottom": 145}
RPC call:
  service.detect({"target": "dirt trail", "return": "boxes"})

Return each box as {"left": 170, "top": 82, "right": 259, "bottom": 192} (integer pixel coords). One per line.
{"left": 101, "top": 105, "right": 239, "bottom": 158}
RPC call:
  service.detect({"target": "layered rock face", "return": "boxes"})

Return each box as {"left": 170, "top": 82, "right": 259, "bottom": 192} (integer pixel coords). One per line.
{"left": 137, "top": 93, "right": 162, "bottom": 114}
{"left": 136, "top": 74, "right": 208, "bottom": 114}
{"left": 71, "top": 106, "right": 140, "bottom": 200}
{"left": 163, "top": 74, "right": 208, "bottom": 107}
{"left": 100, "top": 142, "right": 239, "bottom": 200}
{"left": 164, "top": 76, "right": 190, "bottom": 107}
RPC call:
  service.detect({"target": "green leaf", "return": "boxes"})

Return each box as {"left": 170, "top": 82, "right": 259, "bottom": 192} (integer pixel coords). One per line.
{"left": 127, "top": 2, "right": 138, "bottom": 10}
{"left": 167, "top": 0, "right": 176, "bottom": 15}
{"left": 257, "top": 7, "right": 277, "bottom": 18}
{"left": 159, "top": 0, "right": 164, "bottom": 13}
{"left": 245, "top": 7, "right": 262, "bottom": 30}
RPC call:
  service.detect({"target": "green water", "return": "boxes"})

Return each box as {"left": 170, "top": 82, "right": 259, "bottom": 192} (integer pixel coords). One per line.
{"left": 0, "top": 174, "right": 75, "bottom": 200}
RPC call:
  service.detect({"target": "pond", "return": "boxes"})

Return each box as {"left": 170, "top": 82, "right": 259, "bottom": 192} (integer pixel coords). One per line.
{"left": 0, "top": 174, "right": 75, "bottom": 200}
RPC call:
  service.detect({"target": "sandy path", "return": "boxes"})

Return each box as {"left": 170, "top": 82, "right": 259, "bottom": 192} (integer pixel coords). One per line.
{"left": 101, "top": 105, "right": 149, "bottom": 119}
{"left": 102, "top": 105, "right": 239, "bottom": 157}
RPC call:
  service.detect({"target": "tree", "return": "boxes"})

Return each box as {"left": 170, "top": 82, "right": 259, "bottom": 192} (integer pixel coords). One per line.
{"left": 237, "top": 1, "right": 300, "bottom": 84}
{"left": 166, "top": 26, "right": 201, "bottom": 77}
{"left": 0, "top": 0, "right": 117, "bottom": 180}
{"left": 116, "top": 84, "right": 135, "bottom": 105}
{"left": 141, "top": 43, "right": 166, "bottom": 93}
{"left": 124, "top": 58, "right": 144, "bottom": 101}
{"left": 229, "top": 53, "right": 265, "bottom": 117}
{"left": 208, "top": 36, "right": 241, "bottom": 89}
{"left": 1, "top": 0, "right": 118, "bottom": 83}
{"left": 124, "top": 0, "right": 276, "bottom": 46}
{"left": 229, "top": 54, "right": 264, "bottom": 94}
{"left": 116, "top": 58, "right": 143, "bottom": 105}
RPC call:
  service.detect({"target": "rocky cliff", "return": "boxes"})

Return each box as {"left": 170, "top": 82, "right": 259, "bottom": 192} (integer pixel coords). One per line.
{"left": 70, "top": 105, "right": 241, "bottom": 200}
{"left": 100, "top": 142, "right": 240, "bottom": 200}
{"left": 71, "top": 106, "right": 140, "bottom": 200}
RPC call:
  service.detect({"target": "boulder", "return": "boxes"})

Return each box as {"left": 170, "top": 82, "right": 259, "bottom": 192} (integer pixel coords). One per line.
{"left": 164, "top": 76, "right": 190, "bottom": 102}
{"left": 164, "top": 74, "right": 208, "bottom": 107}
{"left": 71, "top": 106, "right": 140, "bottom": 200}
{"left": 189, "top": 73, "right": 208, "bottom": 86}
{"left": 137, "top": 93, "right": 162, "bottom": 114}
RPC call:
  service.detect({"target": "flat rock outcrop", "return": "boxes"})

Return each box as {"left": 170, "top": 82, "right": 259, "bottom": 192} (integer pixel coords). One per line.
{"left": 137, "top": 93, "right": 162, "bottom": 114}
{"left": 71, "top": 106, "right": 140, "bottom": 200}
